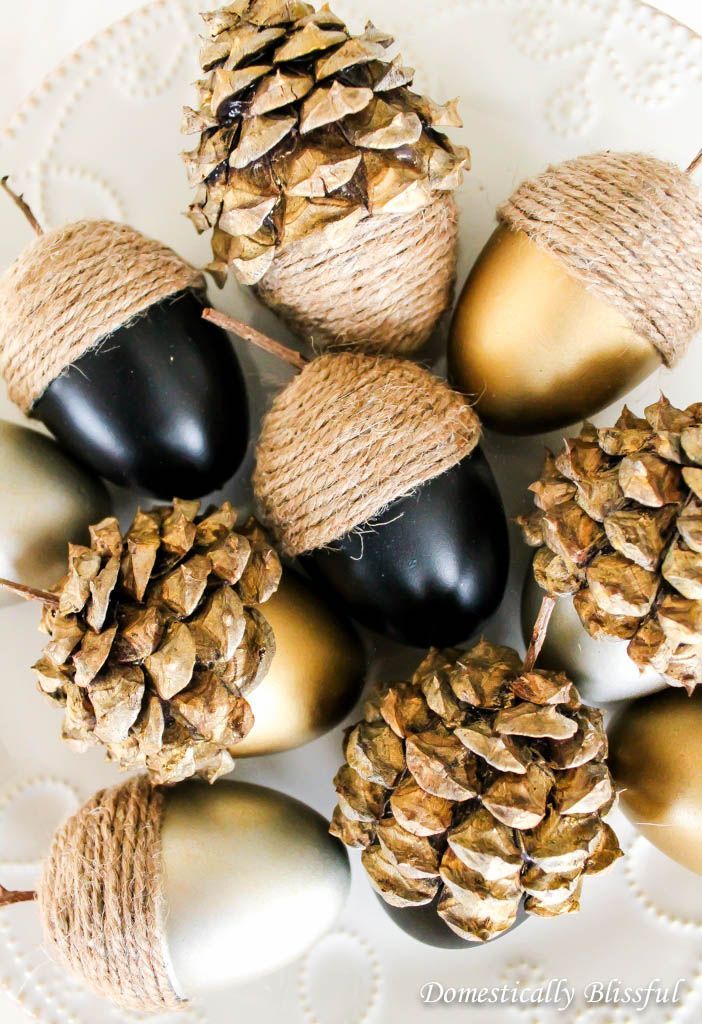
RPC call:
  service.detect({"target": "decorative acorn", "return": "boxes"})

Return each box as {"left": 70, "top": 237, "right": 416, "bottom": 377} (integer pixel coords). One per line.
{"left": 203, "top": 309, "right": 509, "bottom": 648}
{"left": 521, "top": 567, "right": 665, "bottom": 705}
{"left": 4, "top": 498, "right": 364, "bottom": 784}
{"left": 0, "top": 777, "right": 350, "bottom": 1011}
{"left": 0, "top": 178, "right": 248, "bottom": 498}
{"left": 449, "top": 150, "right": 702, "bottom": 434}
{"left": 233, "top": 567, "right": 365, "bottom": 756}
{"left": 609, "top": 688, "right": 702, "bottom": 875}
{"left": 0, "top": 420, "right": 111, "bottom": 607}
{"left": 330, "top": 636, "right": 622, "bottom": 947}
{"left": 183, "top": 0, "right": 469, "bottom": 356}
{"left": 519, "top": 395, "right": 702, "bottom": 697}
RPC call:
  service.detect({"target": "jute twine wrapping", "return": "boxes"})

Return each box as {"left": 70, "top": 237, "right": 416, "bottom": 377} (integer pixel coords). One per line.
{"left": 0, "top": 220, "right": 205, "bottom": 412}
{"left": 256, "top": 194, "right": 459, "bottom": 356}
{"left": 253, "top": 352, "right": 480, "bottom": 556}
{"left": 39, "top": 776, "right": 183, "bottom": 1014}
{"left": 499, "top": 151, "right": 702, "bottom": 367}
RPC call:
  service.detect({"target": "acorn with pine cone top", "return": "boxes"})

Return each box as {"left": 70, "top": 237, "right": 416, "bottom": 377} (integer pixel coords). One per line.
{"left": 30, "top": 499, "right": 282, "bottom": 785}
{"left": 331, "top": 640, "right": 621, "bottom": 945}
{"left": 519, "top": 396, "right": 702, "bottom": 695}
{"left": 183, "top": 0, "right": 469, "bottom": 356}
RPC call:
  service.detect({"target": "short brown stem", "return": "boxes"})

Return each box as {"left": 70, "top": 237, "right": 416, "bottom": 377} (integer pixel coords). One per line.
{"left": 523, "top": 594, "right": 557, "bottom": 673}
{"left": 0, "top": 885, "right": 37, "bottom": 908}
{"left": 0, "top": 577, "right": 59, "bottom": 609}
{"left": 202, "top": 308, "right": 308, "bottom": 372}
{"left": 0, "top": 177, "right": 43, "bottom": 235}
{"left": 687, "top": 148, "right": 702, "bottom": 175}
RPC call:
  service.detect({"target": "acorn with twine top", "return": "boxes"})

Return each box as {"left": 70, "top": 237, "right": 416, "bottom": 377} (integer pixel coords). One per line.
{"left": 519, "top": 395, "right": 702, "bottom": 698}
{"left": 330, "top": 624, "right": 622, "bottom": 947}
{"left": 183, "top": 0, "right": 469, "bottom": 356}
{"left": 202, "top": 308, "right": 509, "bottom": 648}
{"left": 0, "top": 178, "right": 249, "bottom": 498}
{"left": 449, "top": 148, "right": 702, "bottom": 434}
{"left": 2, "top": 497, "right": 365, "bottom": 784}
{"left": 0, "top": 776, "right": 350, "bottom": 1012}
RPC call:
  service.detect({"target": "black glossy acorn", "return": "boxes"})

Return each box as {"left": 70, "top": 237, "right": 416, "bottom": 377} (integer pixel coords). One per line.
{"left": 207, "top": 310, "right": 509, "bottom": 649}
{"left": 0, "top": 185, "right": 248, "bottom": 499}
{"left": 34, "top": 291, "right": 248, "bottom": 499}
{"left": 300, "top": 450, "right": 509, "bottom": 648}
{"left": 375, "top": 894, "right": 527, "bottom": 949}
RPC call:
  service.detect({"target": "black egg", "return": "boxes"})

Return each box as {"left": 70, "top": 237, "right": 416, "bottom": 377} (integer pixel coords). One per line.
{"left": 33, "top": 291, "right": 248, "bottom": 499}
{"left": 299, "top": 449, "right": 509, "bottom": 648}
{"left": 375, "top": 894, "right": 527, "bottom": 948}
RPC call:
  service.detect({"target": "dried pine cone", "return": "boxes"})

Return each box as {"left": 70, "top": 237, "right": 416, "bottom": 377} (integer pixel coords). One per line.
{"left": 519, "top": 396, "right": 702, "bottom": 694}
{"left": 33, "top": 500, "right": 281, "bottom": 785}
{"left": 330, "top": 641, "right": 621, "bottom": 943}
{"left": 182, "top": 0, "right": 469, "bottom": 287}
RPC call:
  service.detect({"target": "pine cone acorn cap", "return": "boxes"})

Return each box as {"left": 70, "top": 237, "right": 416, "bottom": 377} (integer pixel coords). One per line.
{"left": 183, "top": 0, "right": 470, "bottom": 286}
{"left": 33, "top": 500, "right": 282, "bottom": 785}
{"left": 330, "top": 640, "right": 621, "bottom": 943}
{"left": 519, "top": 395, "right": 702, "bottom": 694}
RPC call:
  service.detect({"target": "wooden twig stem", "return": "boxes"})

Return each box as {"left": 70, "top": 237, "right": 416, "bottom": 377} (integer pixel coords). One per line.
{"left": 0, "top": 884, "right": 37, "bottom": 908}
{"left": 687, "top": 148, "right": 702, "bottom": 175}
{"left": 0, "top": 176, "right": 43, "bottom": 235}
{"left": 202, "top": 308, "right": 308, "bottom": 372}
{"left": 0, "top": 577, "right": 59, "bottom": 608}
{"left": 523, "top": 594, "right": 557, "bottom": 672}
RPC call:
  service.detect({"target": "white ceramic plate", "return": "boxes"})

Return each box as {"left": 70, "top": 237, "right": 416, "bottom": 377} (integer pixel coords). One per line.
{"left": 1, "top": 2, "right": 702, "bottom": 1022}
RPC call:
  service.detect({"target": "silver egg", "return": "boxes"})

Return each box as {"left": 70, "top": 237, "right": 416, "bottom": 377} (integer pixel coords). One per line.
{"left": 521, "top": 569, "right": 665, "bottom": 704}
{"left": 0, "top": 420, "right": 110, "bottom": 605}
{"left": 161, "top": 781, "right": 350, "bottom": 996}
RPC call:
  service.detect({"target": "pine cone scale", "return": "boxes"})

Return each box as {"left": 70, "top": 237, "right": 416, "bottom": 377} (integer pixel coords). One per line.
{"left": 521, "top": 396, "right": 702, "bottom": 692}
{"left": 34, "top": 500, "right": 282, "bottom": 784}
{"left": 183, "top": 1, "right": 469, "bottom": 290}
{"left": 331, "top": 641, "right": 621, "bottom": 943}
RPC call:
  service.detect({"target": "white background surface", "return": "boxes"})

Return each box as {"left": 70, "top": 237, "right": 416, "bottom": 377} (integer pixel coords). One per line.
{"left": 0, "top": 0, "right": 701, "bottom": 126}
{"left": 1, "top": 2, "right": 702, "bottom": 1024}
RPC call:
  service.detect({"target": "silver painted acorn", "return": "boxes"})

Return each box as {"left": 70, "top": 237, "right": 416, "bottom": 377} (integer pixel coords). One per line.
{"left": 0, "top": 778, "right": 351, "bottom": 1011}
{"left": 0, "top": 420, "right": 110, "bottom": 606}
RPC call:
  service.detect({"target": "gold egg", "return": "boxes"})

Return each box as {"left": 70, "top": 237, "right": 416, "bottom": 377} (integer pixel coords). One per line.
{"left": 234, "top": 571, "right": 366, "bottom": 757}
{"left": 448, "top": 225, "right": 661, "bottom": 435}
{"left": 162, "top": 780, "right": 350, "bottom": 994}
{"left": 609, "top": 688, "right": 702, "bottom": 874}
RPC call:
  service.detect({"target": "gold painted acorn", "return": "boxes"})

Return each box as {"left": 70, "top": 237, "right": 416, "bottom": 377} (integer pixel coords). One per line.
{"left": 331, "top": 640, "right": 622, "bottom": 945}
{"left": 183, "top": 0, "right": 469, "bottom": 355}
{"left": 5, "top": 498, "right": 363, "bottom": 784}
{"left": 609, "top": 688, "right": 702, "bottom": 874}
{"left": 519, "top": 395, "right": 702, "bottom": 696}
{"left": 449, "top": 151, "right": 702, "bottom": 434}
{"left": 234, "top": 569, "right": 365, "bottom": 756}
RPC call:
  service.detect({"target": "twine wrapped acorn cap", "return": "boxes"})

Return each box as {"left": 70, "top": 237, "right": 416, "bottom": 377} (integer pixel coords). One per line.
{"left": 39, "top": 776, "right": 182, "bottom": 1014}
{"left": 255, "top": 194, "right": 459, "bottom": 356}
{"left": 184, "top": 0, "right": 469, "bottom": 356}
{"left": 253, "top": 352, "right": 480, "bottom": 557}
{"left": 0, "top": 219, "right": 204, "bottom": 413}
{"left": 499, "top": 151, "right": 702, "bottom": 367}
